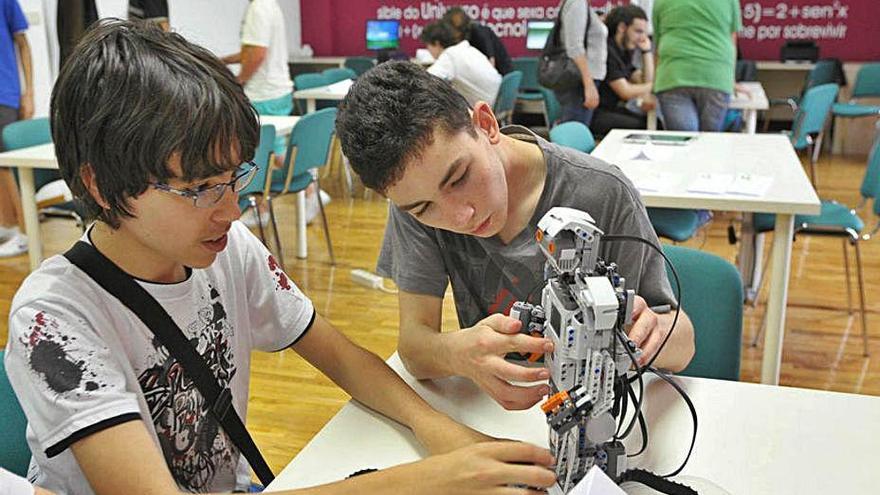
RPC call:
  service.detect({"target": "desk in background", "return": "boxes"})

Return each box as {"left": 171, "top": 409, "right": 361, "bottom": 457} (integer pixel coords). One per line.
{"left": 592, "top": 130, "right": 820, "bottom": 385}
{"left": 267, "top": 353, "right": 880, "bottom": 494}
{"left": 0, "top": 116, "right": 300, "bottom": 271}
{"left": 647, "top": 82, "right": 769, "bottom": 134}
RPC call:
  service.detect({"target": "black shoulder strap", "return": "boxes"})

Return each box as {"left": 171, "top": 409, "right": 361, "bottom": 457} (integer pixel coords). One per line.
{"left": 63, "top": 241, "right": 275, "bottom": 486}
{"left": 543, "top": 0, "right": 592, "bottom": 56}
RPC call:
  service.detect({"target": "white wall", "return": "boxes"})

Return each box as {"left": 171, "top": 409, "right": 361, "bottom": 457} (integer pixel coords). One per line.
{"left": 22, "top": 0, "right": 303, "bottom": 118}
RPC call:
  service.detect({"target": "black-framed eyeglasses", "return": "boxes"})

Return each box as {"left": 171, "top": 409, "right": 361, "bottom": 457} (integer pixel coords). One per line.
{"left": 150, "top": 161, "right": 258, "bottom": 208}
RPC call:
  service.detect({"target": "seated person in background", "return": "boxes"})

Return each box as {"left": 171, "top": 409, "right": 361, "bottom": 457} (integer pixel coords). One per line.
{"left": 4, "top": 21, "right": 556, "bottom": 495}
{"left": 442, "top": 6, "right": 513, "bottom": 75}
{"left": 336, "top": 61, "right": 694, "bottom": 412}
{"left": 591, "top": 5, "right": 655, "bottom": 137}
{"left": 421, "top": 21, "right": 502, "bottom": 108}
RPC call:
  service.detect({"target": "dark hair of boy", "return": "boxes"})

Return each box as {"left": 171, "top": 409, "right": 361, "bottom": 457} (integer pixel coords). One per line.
{"left": 419, "top": 21, "right": 459, "bottom": 49}
{"left": 50, "top": 19, "right": 259, "bottom": 229}
{"left": 604, "top": 4, "right": 647, "bottom": 33}
{"left": 335, "top": 60, "right": 477, "bottom": 193}
{"left": 442, "top": 6, "right": 472, "bottom": 42}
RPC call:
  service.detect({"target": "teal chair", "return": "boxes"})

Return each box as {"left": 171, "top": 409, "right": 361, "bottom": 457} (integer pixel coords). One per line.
{"left": 549, "top": 121, "right": 595, "bottom": 153}
{"left": 763, "top": 59, "right": 842, "bottom": 132}
{"left": 322, "top": 67, "right": 357, "bottom": 84}
{"left": 239, "top": 125, "right": 280, "bottom": 259}
{"left": 750, "top": 131, "right": 880, "bottom": 355}
{"left": 536, "top": 87, "right": 561, "bottom": 128}
{"left": 832, "top": 63, "right": 880, "bottom": 150}
{"left": 663, "top": 246, "right": 743, "bottom": 381}
{"left": 1, "top": 350, "right": 32, "bottom": 476}
{"left": 344, "top": 56, "right": 375, "bottom": 77}
{"left": 293, "top": 72, "right": 329, "bottom": 114}
{"left": 493, "top": 70, "right": 522, "bottom": 126}
{"left": 789, "top": 83, "right": 840, "bottom": 188}
{"left": 268, "top": 108, "right": 337, "bottom": 264}
{"left": 2, "top": 118, "right": 83, "bottom": 227}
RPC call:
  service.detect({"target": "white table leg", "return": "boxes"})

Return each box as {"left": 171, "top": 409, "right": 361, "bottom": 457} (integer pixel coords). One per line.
{"left": 307, "top": 99, "right": 316, "bottom": 114}
{"left": 296, "top": 190, "right": 307, "bottom": 259}
{"left": 17, "top": 168, "right": 42, "bottom": 271}
{"left": 744, "top": 109, "right": 757, "bottom": 134}
{"left": 647, "top": 109, "right": 658, "bottom": 131}
{"left": 761, "top": 213, "right": 795, "bottom": 385}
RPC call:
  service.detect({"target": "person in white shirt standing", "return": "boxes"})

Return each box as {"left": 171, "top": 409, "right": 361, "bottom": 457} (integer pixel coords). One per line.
{"left": 422, "top": 21, "right": 501, "bottom": 107}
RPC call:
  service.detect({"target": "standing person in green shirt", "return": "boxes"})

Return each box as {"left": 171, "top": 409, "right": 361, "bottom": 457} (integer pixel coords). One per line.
{"left": 652, "top": 0, "right": 741, "bottom": 131}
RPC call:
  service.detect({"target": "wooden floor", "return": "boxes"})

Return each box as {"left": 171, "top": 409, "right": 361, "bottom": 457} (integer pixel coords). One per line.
{"left": 1, "top": 150, "right": 879, "bottom": 475}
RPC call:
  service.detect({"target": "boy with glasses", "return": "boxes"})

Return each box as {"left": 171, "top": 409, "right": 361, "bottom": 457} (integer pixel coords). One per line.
{"left": 3, "top": 21, "right": 555, "bottom": 494}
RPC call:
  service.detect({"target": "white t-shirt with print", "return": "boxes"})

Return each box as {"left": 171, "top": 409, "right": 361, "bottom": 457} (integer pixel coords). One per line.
{"left": 4, "top": 222, "right": 314, "bottom": 494}
{"left": 240, "top": 0, "right": 293, "bottom": 102}
{"left": 428, "top": 40, "right": 502, "bottom": 107}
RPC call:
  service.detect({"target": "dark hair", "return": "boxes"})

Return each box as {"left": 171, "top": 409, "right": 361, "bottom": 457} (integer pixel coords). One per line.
{"left": 442, "top": 6, "right": 472, "bottom": 42}
{"left": 420, "top": 21, "right": 458, "bottom": 48}
{"left": 50, "top": 19, "right": 259, "bottom": 228}
{"left": 604, "top": 5, "right": 648, "bottom": 35}
{"left": 335, "top": 61, "right": 476, "bottom": 193}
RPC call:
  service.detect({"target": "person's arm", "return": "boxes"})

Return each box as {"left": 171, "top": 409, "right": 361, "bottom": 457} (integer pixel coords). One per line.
{"left": 236, "top": 44, "right": 267, "bottom": 85}
{"left": 628, "top": 297, "right": 695, "bottom": 371}
{"left": 561, "top": 1, "right": 599, "bottom": 109}
{"left": 221, "top": 52, "right": 241, "bottom": 64}
{"left": 397, "top": 291, "right": 552, "bottom": 411}
{"left": 608, "top": 78, "right": 652, "bottom": 102}
{"left": 13, "top": 32, "right": 33, "bottom": 120}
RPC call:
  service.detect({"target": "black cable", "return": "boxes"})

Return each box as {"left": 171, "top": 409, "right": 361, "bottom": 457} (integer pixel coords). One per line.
{"left": 647, "top": 366, "right": 698, "bottom": 478}
{"left": 626, "top": 379, "right": 649, "bottom": 457}
{"left": 600, "top": 235, "right": 682, "bottom": 374}
{"left": 614, "top": 328, "right": 644, "bottom": 440}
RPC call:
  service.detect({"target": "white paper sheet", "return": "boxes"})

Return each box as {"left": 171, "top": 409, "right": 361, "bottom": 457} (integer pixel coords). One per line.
{"left": 726, "top": 173, "right": 773, "bottom": 196}
{"left": 686, "top": 173, "right": 734, "bottom": 194}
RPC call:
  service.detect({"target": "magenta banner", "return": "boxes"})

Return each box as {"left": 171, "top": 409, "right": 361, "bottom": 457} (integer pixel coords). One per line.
{"left": 300, "top": 0, "right": 879, "bottom": 61}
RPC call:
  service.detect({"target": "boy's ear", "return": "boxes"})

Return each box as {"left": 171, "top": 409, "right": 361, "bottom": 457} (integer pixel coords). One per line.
{"left": 80, "top": 164, "right": 110, "bottom": 210}
{"left": 471, "top": 101, "right": 501, "bottom": 145}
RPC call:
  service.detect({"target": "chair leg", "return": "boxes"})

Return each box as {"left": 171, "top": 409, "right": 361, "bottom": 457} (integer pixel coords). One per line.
{"left": 266, "top": 196, "right": 285, "bottom": 271}
{"left": 808, "top": 143, "right": 818, "bottom": 190}
{"left": 750, "top": 236, "right": 774, "bottom": 347}
{"left": 852, "top": 238, "right": 870, "bottom": 357}
{"left": 296, "top": 190, "right": 307, "bottom": 259}
{"left": 315, "top": 179, "right": 336, "bottom": 265}
{"left": 249, "top": 196, "right": 267, "bottom": 246}
{"left": 842, "top": 238, "right": 853, "bottom": 314}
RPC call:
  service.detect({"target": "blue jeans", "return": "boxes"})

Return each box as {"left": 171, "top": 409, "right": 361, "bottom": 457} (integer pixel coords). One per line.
{"left": 554, "top": 79, "right": 603, "bottom": 126}
{"left": 656, "top": 87, "right": 730, "bottom": 132}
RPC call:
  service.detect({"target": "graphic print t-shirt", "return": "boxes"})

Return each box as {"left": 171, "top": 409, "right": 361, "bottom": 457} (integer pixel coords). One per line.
{"left": 4, "top": 222, "right": 314, "bottom": 494}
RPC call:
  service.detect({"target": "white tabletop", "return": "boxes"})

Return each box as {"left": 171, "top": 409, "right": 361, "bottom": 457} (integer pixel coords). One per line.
{"left": 591, "top": 130, "right": 820, "bottom": 215}
{"left": 756, "top": 61, "right": 816, "bottom": 71}
{"left": 293, "top": 79, "right": 352, "bottom": 101}
{"left": 268, "top": 353, "right": 880, "bottom": 494}
{"left": 730, "top": 81, "right": 769, "bottom": 111}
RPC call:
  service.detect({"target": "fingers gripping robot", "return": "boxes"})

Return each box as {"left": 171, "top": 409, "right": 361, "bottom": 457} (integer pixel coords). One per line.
{"left": 511, "top": 207, "right": 641, "bottom": 494}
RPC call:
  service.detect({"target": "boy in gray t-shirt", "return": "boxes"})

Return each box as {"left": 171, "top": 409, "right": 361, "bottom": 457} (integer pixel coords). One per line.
{"left": 337, "top": 61, "right": 695, "bottom": 411}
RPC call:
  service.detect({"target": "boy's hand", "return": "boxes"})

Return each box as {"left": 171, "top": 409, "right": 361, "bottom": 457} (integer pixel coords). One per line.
{"left": 411, "top": 412, "right": 496, "bottom": 455}
{"left": 413, "top": 441, "right": 556, "bottom": 494}
{"left": 627, "top": 295, "right": 666, "bottom": 367}
{"left": 449, "top": 314, "right": 553, "bottom": 410}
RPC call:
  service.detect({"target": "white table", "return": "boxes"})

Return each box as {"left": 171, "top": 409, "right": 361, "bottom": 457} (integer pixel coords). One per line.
{"left": 267, "top": 353, "right": 880, "bottom": 494}
{"left": 647, "top": 82, "right": 769, "bottom": 134}
{"left": 292, "top": 80, "right": 351, "bottom": 113}
{"left": 0, "top": 116, "right": 300, "bottom": 271}
{"left": 592, "top": 130, "right": 820, "bottom": 385}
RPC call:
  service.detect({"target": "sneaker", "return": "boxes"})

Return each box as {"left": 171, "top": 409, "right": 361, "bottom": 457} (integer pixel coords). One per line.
{"left": 0, "top": 232, "right": 28, "bottom": 258}
{"left": 241, "top": 207, "right": 270, "bottom": 228}
{"left": 305, "top": 189, "right": 332, "bottom": 225}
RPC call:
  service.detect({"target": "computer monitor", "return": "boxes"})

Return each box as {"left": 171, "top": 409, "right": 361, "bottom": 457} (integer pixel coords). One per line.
{"left": 366, "top": 20, "right": 400, "bottom": 51}
{"left": 526, "top": 21, "right": 554, "bottom": 50}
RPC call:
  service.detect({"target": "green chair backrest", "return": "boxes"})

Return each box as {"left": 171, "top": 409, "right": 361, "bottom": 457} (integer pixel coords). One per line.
{"left": 238, "top": 124, "right": 276, "bottom": 211}
{"left": 861, "top": 129, "right": 880, "bottom": 202}
{"left": 851, "top": 63, "right": 880, "bottom": 99}
{"left": 511, "top": 57, "right": 540, "bottom": 91}
{"left": 549, "top": 121, "right": 595, "bottom": 153}
{"left": 663, "top": 245, "right": 743, "bottom": 381}
{"left": 735, "top": 59, "right": 757, "bottom": 82}
{"left": 791, "top": 83, "right": 839, "bottom": 150}
{"left": 537, "top": 87, "right": 561, "bottom": 127}
{"left": 322, "top": 67, "right": 357, "bottom": 84}
{"left": 294, "top": 72, "right": 329, "bottom": 90}
{"left": 277, "top": 108, "right": 337, "bottom": 193}
{"left": 344, "top": 56, "right": 375, "bottom": 77}
{"left": 0, "top": 350, "right": 32, "bottom": 476}
{"left": 493, "top": 70, "right": 523, "bottom": 119}
{"left": 1, "top": 117, "right": 61, "bottom": 191}
{"left": 805, "top": 59, "right": 841, "bottom": 91}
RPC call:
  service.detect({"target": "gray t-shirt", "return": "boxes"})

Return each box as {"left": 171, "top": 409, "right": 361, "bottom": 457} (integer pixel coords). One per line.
{"left": 377, "top": 126, "right": 675, "bottom": 329}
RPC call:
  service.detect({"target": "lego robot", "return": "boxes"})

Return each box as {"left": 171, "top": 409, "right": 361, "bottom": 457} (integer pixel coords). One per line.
{"left": 510, "top": 207, "right": 640, "bottom": 494}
